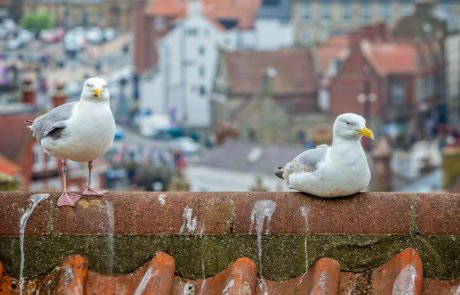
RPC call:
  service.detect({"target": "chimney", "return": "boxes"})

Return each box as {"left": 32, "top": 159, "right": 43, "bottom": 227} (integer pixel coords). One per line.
{"left": 376, "top": 22, "right": 389, "bottom": 41}
{"left": 349, "top": 30, "right": 363, "bottom": 51}
{"left": 259, "top": 67, "right": 277, "bottom": 96}
{"left": 52, "top": 82, "right": 67, "bottom": 107}
{"left": 362, "top": 25, "right": 377, "bottom": 41}
{"left": 21, "top": 78, "right": 36, "bottom": 105}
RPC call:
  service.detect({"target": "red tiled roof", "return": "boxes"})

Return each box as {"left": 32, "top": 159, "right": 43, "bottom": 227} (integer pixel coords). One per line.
{"left": 361, "top": 41, "right": 418, "bottom": 75}
{"left": 224, "top": 47, "right": 318, "bottom": 95}
{"left": 0, "top": 154, "right": 21, "bottom": 175}
{"left": 0, "top": 113, "right": 35, "bottom": 162}
{"left": 203, "top": 0, "right": 260, "bottom": 30}
{"left": 146, "top": 0, "right": 260, "bottom": 29}
{"left": 146, "top": 0, "right": 187, "bottom": 17}
{"left": 2, "top": 248, "right": 459, "bottom": 294}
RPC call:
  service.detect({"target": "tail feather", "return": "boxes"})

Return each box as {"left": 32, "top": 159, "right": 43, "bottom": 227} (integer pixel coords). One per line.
{"left": 274, "top": 166, "right": 284, "bottom": 179}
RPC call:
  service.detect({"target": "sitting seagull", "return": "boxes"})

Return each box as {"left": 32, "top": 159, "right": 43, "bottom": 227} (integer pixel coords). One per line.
{"left": 275, "top": 113, "right": 374, "bottom": 197}
{"left": 28, "top": 77, "right": 116, "bottom": 207}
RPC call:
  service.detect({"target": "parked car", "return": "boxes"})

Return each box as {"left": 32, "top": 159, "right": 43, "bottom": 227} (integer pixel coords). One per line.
{"left": 85, "top": 27, "right": 104, "bottom": 44}
{"left": 63, "top": 29, "right": 86, "bottom": 52}
{"left": 6, "top": 38, "right": 24, "bottom": 50}
{"left": 17, "top": 29, "right": 34, "bottom": 44}
{"left": 40, "top": 27, "right": 65, "bottom": 43}
{"left": 103, "top": 27, "right": 116, "bottom": 41}
{"left": 169, "top": 137, "right": 201, "bottom": 155}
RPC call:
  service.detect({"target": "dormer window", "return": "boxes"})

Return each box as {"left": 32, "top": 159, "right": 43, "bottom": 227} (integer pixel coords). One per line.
{"left": 219, "top": 18, "right": 238, "bottom": 30}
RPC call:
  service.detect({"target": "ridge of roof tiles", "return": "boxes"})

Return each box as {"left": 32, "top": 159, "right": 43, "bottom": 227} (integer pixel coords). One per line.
{"left": 1, "top": 248, "right": 459, "bottom": 294}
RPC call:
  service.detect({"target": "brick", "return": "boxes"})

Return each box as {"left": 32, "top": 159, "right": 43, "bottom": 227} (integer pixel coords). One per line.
{"left": 53, "top": 192, "right": 234, "bottom": 235}
{"left": 417, "top": 193, "right": 460, "bottom": 235}
{"left": 0, "top": 192, "right": 53, "bottom": 237}
{"left": 233, "top": 192, "right": 413, "bottom": 234}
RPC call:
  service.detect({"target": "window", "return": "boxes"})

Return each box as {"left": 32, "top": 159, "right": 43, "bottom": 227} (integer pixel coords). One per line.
{"left": 199, "top": 85, "right": 206, "bottom": 96}
{"left": 187, "top": 28, "right": 198, "bottom": 36}
{"left": 262, "top": 0, "right": 280, "bottom": 6}
{"left": 342, "top": 3, "right": 351, "bottom": 20}
{"left": 198, "top": 65, "right": 205, "bottom": 77}
{"left": 32, "top": 144, "right": 44, "bottom": 172}
{"left": 198, "top": 46, "right": 205, "bottom": 56}
{"left": 45, "top": 154, "right": 57, "bottom": 169}
{"left": 321, "top": 2, "right": 331, "bottom": 20}
{"left": 381, "top": 3, "right": 391, "bottom": 20}
{"left": 390, "top": 81, "right": 405, "bottom": 106}
{"left": 303, "top": 3, "right": 311, "bottom": 20}
{"left": 401, "top": 3, "right": 413, "bottom": 16}
{"left": 154, "top": 17, "right": 165, "bottom": 31}
{"left": 302, "top": 31, "right": 310, "bottom": 43}
{"left": 361, "top": 3, "right": 371, "bottom": 20}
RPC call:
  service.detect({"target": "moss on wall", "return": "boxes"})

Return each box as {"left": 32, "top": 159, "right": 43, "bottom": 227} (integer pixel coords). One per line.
{"left": 0, "top": 234, "right": 458, "bottom": 281}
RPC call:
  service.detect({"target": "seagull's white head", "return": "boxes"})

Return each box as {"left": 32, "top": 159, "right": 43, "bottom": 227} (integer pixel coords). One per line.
{"left": 81, "top": 77, "right": 110, "bottom": 102}
{"left": 333, "top": 113, "right": 374, "bottom": 141}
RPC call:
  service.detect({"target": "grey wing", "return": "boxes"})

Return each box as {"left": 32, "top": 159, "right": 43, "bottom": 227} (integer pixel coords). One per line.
{"left": 294, "top": 145, "right": 329, "bottom": 170}
{"left": 30, "top": 102, "right": 77, "bottom": 143}
{"left": 275, "top": 145, "right": 329, "bottom": 181}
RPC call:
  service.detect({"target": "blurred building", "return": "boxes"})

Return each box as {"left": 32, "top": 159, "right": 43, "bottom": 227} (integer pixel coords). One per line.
{"left": 0, "top": 0, "right": 12, "bottom": 20}
{"left": 23, "top": 0, "right": 134, "bottom": 30}
{"left": 186, "top": 140, "right": 304, "bottom": 191}
{"left": 212, "top": 47, "right": 330, "bottom": 145}
{"left": 292, "top": 0, "right": 460, "bottom": 45}
{"left": 134, "top": 0, "right": 297, "bottom": 74}
{"left": 254, "top": 0, "right": 294, "bottom": 50}
{"left": 137, "top": 0, "right": 261, "bottom": 132}
{"left": 329, "top": 23, "right": 445, "bottom": 143}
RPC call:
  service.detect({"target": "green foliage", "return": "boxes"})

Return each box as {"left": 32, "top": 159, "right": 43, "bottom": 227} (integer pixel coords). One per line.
{"left": 20, "top": 12, "right": 54, "bottom": 32}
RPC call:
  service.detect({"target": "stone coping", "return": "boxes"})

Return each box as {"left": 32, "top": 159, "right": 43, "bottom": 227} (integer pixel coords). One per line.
{"left": 0, "top": 192, "right": 459, "bottom": 281}
{"left": 0, "top": 191, "right": 459, "bottom": 236}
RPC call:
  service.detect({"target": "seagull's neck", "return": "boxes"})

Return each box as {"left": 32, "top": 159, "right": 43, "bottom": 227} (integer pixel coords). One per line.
{"left": 331, "top": 136, "right": 364, "bottom": 155}
{"left": 77, "top": 99, "right": 111, "bottom": 109}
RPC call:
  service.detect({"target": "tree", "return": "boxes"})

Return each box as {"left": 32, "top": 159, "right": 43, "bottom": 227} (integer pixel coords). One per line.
{"left": 20, "top": 12, "right": 54, "bottom": 32}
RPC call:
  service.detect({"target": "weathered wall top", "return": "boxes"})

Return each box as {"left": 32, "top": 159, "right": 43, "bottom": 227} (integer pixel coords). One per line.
{"left": 0, "top": 191, "right": 459, "bottom": 293}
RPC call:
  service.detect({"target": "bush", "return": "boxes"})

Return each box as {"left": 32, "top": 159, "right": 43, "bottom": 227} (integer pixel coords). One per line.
{"left": 20, "top": 12, "right": 54, "bottom": 32}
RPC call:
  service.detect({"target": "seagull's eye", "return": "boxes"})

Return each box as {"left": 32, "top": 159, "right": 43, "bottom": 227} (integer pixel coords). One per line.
{"left": 346, "top": 121, "right": 351, "bottom": 125}
{"left": 102, "top": 85, "right": 107, "bottom": 89}
{"left": 87, "top": 83, "right": 93, "bottom": 88}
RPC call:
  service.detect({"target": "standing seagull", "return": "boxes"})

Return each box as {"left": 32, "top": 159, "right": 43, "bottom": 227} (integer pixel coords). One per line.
{"left": 275, "top": 113, "right": 374, "bottom": 197}
{"left": 28, "top": 77, "right": 116, "bottom": 207}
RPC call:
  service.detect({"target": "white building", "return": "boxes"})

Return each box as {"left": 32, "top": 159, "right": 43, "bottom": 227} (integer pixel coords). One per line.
{"left": 140, "top": 0, "right": 296, "bottom": 132}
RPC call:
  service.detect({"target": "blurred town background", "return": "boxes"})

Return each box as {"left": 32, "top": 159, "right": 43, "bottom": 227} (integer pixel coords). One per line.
{"left": 0, "top": 0, "right": 459, "bottom": 194}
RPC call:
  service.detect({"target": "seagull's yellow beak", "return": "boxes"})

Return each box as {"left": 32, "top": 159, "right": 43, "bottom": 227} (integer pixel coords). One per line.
{"left": 358, "top": 127, "right": 374, "bottom": 140}
{"left": 92, "top": 88, "right": 102, "bottom": 98}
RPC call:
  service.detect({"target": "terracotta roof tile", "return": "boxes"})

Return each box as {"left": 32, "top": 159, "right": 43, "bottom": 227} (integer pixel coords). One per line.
{"left": 361, "top": 41, "right": 418, "bottom": 75}
{"left": 224, "top": 47, "right": 318, "bottom": 96}
{"left": 1, "top": 248, "right": 458, "bottom": 294}
{"left": 0, "top": 113, "right": 35, "bottom": 162}
{"left": 146, "top": 0, "right": 187, "bottom": 17}
{"left": 146, "top": 0, "right": 260, "bottom": 29}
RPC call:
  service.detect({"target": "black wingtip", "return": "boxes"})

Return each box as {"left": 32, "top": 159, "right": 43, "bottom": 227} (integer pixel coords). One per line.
{"left": 274, "top": 168, "right": 284, "bottom": 180}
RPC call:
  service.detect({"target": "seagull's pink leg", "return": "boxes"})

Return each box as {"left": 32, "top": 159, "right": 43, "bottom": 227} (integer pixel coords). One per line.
{"left": 82, "top": 160, "right": 110, "bottom": 196}
{"left": 57, "top": 160, "right": 81, "bottom": 207}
